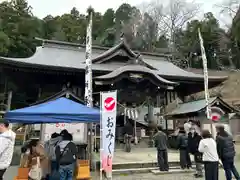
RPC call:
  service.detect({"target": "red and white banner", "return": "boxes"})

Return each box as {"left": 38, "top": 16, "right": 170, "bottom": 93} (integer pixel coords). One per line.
{"left": 100, "top": 90, "right": 117, "bottom": 177}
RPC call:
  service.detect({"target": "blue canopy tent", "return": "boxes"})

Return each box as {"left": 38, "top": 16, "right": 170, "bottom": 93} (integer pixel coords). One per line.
{"left": 4, "top": 97, "right": 100, "bottom": 124}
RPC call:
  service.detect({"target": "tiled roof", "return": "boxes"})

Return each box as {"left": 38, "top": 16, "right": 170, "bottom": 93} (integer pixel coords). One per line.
{"left": 167, "top": 97, "right": 217, "bottom": 116}
{"left": 0, "top": 39, "right": 227, "bottom": 82}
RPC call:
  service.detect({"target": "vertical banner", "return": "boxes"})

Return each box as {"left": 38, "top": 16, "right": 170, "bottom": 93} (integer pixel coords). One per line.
{"left": 84, "top": 10, "right": 93, "bottom": 160}
{"left": 198, "top": 28, "right": 211, "bottom": 119}
{"left": 100, "top": 91, "right": 117, "bottom": 178}
{"left": 198, "top": 28, "right": 215, "bottom": 136}
{"left": 84, "top": 11, "right": 93, "bottom": 107}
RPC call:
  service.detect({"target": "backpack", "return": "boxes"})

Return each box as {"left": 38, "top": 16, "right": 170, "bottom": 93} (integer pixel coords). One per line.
{"left": 56, "top": 142, "right": 76, "bottom": 165}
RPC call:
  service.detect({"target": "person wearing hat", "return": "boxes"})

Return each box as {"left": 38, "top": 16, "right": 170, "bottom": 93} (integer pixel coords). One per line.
{"left": 216, "top": 125, "right": 240, "bottom": 180}
{"left": 0, "top": 120, "right": 16, "bottom": 180}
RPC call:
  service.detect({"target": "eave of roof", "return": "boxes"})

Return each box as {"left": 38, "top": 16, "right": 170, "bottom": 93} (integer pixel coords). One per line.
{"left": 167, "top": 97, "right": 217, "bottom": 116}
{"left": 143, "top": 59, "right": 228, "bottom": 82}
{"left": 31, "top": 89, "right": 85, "bottom": 106}
{"left": 94, "top": 64, "right": 178, "bottom": 86}
{"left": 166, "top": 97, "right": 238, "bottom": 116}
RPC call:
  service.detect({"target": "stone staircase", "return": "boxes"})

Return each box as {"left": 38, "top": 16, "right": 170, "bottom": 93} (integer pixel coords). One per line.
{"left": 93, "top": 148, "right": 197, "bottom": 175}
{"left": 112, "top": 161, "right": 195, "bottom": 175}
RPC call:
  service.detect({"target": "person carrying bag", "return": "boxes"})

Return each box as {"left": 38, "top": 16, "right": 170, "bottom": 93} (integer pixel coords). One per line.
{"left": 55, "top": 131, "right": 77, "bottom": 180}
{"left": 28, "top": 156, "right": 42, "bottom": 180}
{"left": 50, "top": 145, "right": 69, "bottom": 180}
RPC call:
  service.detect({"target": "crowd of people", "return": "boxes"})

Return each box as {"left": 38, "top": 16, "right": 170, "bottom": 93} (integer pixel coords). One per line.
{"left": 20, "top": 129, "right": 77, "bottom": 180}
{"left": 0, "top": 118, "right": 239, "bottom": 180}
{"left": 0, "top": 118, "right": 78, "bottom": 180}
{"left": 154, "top": 120, "right": 240, "bottom": 180}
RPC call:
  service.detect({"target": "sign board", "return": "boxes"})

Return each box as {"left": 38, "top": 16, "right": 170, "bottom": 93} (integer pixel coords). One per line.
{"left": 43, "top": 123, "right": 86, "bottom": 144}
{"left": 209, "top": 106, "right": 225, "bottom": 122}
{"left": 100, "top": 91, "right": 117, "bottom": 177}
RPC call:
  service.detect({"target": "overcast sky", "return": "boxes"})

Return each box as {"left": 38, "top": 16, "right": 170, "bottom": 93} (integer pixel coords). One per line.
{"left": 27, "top": 0, "right": 221, "bottom": 18}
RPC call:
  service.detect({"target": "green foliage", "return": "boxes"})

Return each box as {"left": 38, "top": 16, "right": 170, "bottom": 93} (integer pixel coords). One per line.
{"left": 0, "top": 0, "right": 239, "bottom": 69}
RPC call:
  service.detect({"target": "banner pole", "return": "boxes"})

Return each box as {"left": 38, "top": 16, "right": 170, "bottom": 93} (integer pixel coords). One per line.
{"left": 100, "top": 92, "right": 103, "bottom": 180}
{"left": 198, "top": 28, "right": 214, "bottom": 136}
{"left": 84, "top": 8, "right": 93, "bottom": 166}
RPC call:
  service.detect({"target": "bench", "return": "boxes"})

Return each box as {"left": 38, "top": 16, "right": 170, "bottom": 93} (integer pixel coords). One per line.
{"left": 14, "top": 167, "right": 29, "bottom": 180}
{"left": 76, "top": 160, "right": 91, "bottom": 179}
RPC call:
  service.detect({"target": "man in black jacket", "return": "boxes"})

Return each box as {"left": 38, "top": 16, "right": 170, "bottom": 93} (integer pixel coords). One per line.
{"left": 188, "top": 128, "right": 203, "bottom": 178}
{"left": 177, "top": 127, "right": 191, "bottom": 169}
{"left": 216, "top": 125, "right": 240, "bottom": 180}
{"left": 154, "top": 126, "right": 169, "bottom": 171}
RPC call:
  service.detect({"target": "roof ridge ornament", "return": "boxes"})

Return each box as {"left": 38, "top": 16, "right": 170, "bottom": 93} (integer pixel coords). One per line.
{"left": 120, "top": 32, "right": 125, "bottom": 42}
{"left": 42, "top": 40, "right": 45, "bottom": 47}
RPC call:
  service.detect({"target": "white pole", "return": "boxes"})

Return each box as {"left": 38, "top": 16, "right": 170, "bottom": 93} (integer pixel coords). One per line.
{"left": 85, "top": 9, "right": 93, "bottom": 163}
{"left": 134, "top": 109, "right": 137, "bottom": 144}
{"left": 198, "top": 28, "right": 214, "bottom": 136}
{"left": 100, "top": 92, "right": 103, "bottom": 180}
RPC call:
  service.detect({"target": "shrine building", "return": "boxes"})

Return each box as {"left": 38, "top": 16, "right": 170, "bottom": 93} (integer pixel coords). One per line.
{"left": 0, "top": 38, "right": 228, "bottom": 144}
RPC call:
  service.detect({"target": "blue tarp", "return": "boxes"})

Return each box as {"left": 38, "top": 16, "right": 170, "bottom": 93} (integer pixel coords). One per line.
{"left": 4, "top": 97, "right": 100, "bottom": 124}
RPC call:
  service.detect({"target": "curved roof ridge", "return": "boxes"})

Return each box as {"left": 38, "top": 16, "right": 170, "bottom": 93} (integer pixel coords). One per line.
{"left": 36, "top": 37, "right": 111, "bottom": 51}
{"left": 0, "top": 46, "right": 43, "bottom": 61}
{"left": 43, "top": 43, "right": 85, "bottom": 52}
{"left": 91, "top": 41, "right": 138, "bottom": 63}
{"left": 94, "top": 64, "right": 178, "bottom": 85}
{"left": 36, "top": 37, "right": 170, "bottom": 60}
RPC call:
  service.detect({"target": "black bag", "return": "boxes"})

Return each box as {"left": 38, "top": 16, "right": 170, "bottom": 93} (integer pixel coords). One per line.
{"left": 194, "top": 153, "right": 203, "bottom": 163}
{"left": 57, "top": 142, "right": 76, "bottom": 165}
{"left": 50, "top": 145, "right": 69, "bottom": 179}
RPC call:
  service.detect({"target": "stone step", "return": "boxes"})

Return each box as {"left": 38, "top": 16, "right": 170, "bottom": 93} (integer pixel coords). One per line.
{"left": 112, "top": 166, "right": 195, "bottom": 175}
{"left": 112, "top": 161, "right": 194, "bottom": 170}
{"left": 151, "top": 168, "right": 195, "bottom": 175}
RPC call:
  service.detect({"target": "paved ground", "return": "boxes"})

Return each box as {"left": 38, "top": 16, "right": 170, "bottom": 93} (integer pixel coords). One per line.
{"left": 96, "top": 148, "right": 183, "bottom": 164}
{"left": 6, "top": 145, "right": 240, "bottom": 180}
{"left": 6, "top": 162, "right": 240, "bottom": 180}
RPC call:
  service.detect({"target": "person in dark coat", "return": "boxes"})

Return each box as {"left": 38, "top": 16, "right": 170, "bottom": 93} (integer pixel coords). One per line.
{"left": 177, "top": 127, "right": 191, "bottom": 169}
{"left": 153, "top": 126, "right": 169, "bottom": 171}
{"left": 56, "top": 132, "right": 77, "bottom": 180}
{"left": 188, "top": 128, "right": 203, "bottom": 178}
{"left": 216, "top": 125, "right": 240, "bottom": 180}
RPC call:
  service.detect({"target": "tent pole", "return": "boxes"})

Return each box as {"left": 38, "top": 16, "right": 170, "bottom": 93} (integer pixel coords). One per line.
{"left": 40, "top": 124, "right": 46, "bottom": 141}
{"left": 37, "top": 87, "right": 45, "bottom": 142}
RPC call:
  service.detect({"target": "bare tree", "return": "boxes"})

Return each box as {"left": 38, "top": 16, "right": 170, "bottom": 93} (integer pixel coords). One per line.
{"left": 214, "top": 0, "right": 240, "bottom": 70}
{"left": 215, "top": 0, "right": 240, "bottom": 29}
{"left": 140, "top": 0, "right": 201, "bottom": 64}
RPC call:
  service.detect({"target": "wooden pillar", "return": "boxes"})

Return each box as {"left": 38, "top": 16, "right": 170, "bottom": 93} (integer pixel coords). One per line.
{"left": 147, "top": 97, "right": 155, "bottom": 147}
{"left": 7, "top": 91, "right": 12, "bottom": 111}
{"left": 147, "top": 97, "right": 154, "bottom": 123}
{"left": 7, "top": 91, "right": 12, "bottom": 129}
